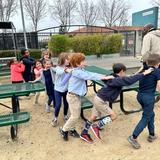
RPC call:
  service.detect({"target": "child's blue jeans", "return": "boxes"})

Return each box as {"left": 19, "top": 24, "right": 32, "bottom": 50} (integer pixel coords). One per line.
{"left": 54, "top": 90, "right": 68, "bottom": 118}
{"left": 133, "top": 93, "right": 155, "bottom": 137}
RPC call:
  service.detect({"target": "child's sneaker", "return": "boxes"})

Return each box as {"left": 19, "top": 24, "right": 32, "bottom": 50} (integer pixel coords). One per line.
{"left": 69, "top": 129, "right": 79, "bottom": 138}
{"left": 45, "top": 103, "right": 50, "bottom": 113}
{"left": 80, "top": 133, "right": 93, "bottom": 143}
{"left": 59, "top": 127, "right": 68, "bottom": 141}
{"left": 91, "top": 125, "right": 101, "bottom": 139}
{"left": 127, "top": 135, "right": 141, "bottom": 149}
{"left": 51, "top": 119, "right": 58, "bottom": 127}
{"left": 147, "top": 135, "right": 157, "bottom": 142}
{"left": 63, "top": 115, "right": 69, "bottom": 122}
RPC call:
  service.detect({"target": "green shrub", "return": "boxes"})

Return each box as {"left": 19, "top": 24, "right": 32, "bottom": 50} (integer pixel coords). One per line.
{"left": 69, "top": 34, "right": 122, "bottom": 56}
{"left": 48, "top": 35, "right": 70, "bottom": 56}
{"left": 0, "top": 49, "right": 42, "bottom": 60}
{"left": 48, "top": 33, "right": 122, "bottom": 56}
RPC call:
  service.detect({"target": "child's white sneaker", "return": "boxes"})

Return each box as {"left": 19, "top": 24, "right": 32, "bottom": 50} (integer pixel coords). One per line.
{"left": 45, "top": 103, "right": 50, "bottom": 113}
{"left": 51, "top": 119, "right": 58, "bottom": 127}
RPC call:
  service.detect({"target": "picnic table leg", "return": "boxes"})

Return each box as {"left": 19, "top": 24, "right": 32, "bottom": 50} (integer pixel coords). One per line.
{"left": 93, "top": 82, "right": 98, "bottom": 93}
{"left": 12, "top": 95, "right": 20, "bottom": 113}
{"left": 11, "top": 95, "right": 19, "bottom": 139}
{"left": 120, "top": 91, "right": 142, "bottom": 114}
{"left": 80, "top": 109, "right": 88, "bottom": 121}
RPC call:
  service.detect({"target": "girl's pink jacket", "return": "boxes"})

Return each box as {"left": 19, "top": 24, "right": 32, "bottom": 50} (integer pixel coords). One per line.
{"left": 34, "top": 67, "right": 43, "bottom": 79}
{"left": 10, "top": 63, "right": 25, "bottom": 82}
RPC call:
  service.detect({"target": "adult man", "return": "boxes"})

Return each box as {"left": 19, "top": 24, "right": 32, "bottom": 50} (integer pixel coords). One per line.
{"left": 141, "top": 23, "right": 160, "bottom": 59}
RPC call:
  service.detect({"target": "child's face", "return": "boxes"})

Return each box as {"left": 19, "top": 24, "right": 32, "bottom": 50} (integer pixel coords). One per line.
{"left": 24, "top": 50, "right": 30, "bottom": 57}
{"left": 13, "top": 59, "right": 18, "bottom": 64}
{"left": 45, "top": 61, "right": 52, "bottom": 69}
{"left": 43, "top": 52, "right": 50, "bottom": 59}
{"left": 78, "top": 60, "right": 86, "bottom": 68}
{"left": 36, "top": 61, "right": 42, "bottom": 68}
{"left": 65, "top": 58, "right": 70, "bottom": 66}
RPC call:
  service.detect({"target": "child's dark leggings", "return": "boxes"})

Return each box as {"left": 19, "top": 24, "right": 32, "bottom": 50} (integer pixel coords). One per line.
{"left": 54, "top": 90, "right": 68, "bottom": 118}
{"left": 48, "top": 93, "right": 55, "bottom": 107}
{"left": 133, "top": 93, "right": 155, "bottom": 138}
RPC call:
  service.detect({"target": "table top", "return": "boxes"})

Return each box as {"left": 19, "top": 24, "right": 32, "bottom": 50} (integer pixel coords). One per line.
{"left": 0, "top": 82, "right": 45, "bottom": 99}
{"left": 85, "top": 65, "right": 112, "bottom": 75}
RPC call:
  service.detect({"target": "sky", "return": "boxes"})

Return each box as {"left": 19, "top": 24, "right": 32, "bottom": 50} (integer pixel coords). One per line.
{"left": 10, "top": 0, "right": 153, "bottom": 32}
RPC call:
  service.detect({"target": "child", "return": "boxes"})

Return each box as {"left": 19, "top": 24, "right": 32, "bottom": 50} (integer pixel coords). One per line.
{"left": 59, "top": 52, "right": 115, "bottom": 141}
{"left": 32, "top": 59, "right": 56, "bottom": 112}
{"left": 128, "top": 54, "right": 160, "bottom": 149}
{"left": 20, "top": 49, "right": 35, "bottom": 82}
{"left": 33, "top": 60, "right": 43, "bottom": 105}
{"left": 51, "top": 52, "right": 71, "bottom": 127}
{"left": 80, "top": 63, "right": 153, "bottom": 143}
{"left": 40, "top": 49, "right": 52, "bottom": 65}
{"left": 9, "top": 58, "right": 25, "bottom": 83}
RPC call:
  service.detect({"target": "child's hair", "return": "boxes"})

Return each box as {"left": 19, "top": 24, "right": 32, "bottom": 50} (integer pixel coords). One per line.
{"left": 8, "top": 59, "right": 15, "bottom": 67}
{"left": 69, "top": 52, "right": 85, "bottom": 67}
{"left": 35, "top": 60, "right": 42, "bottom": 65}
{"left": 43, "top": 59, "right": 52, "bottom": 65}
{"left": 58, "top": 52, "right": 70, "bottom": 66}
{"left": 112, "top": 63, "right": 126, "bottom": 74}
{"left": 21, "top": 48, "right": 27, "bottom": 55}
{"left": 146, "top": 54, "right": 160, "bottom": 66}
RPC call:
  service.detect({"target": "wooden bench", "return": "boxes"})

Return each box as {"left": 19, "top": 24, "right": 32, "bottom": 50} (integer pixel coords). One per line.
{"left": 0, "top": 112, "right": 30, "bottom": 139}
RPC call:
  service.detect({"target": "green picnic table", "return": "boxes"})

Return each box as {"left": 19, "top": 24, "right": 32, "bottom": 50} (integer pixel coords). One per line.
{"left": 85, "top": 65, "right": 144, "bottom": 114}
{"left": 0, "top": 82, "right": 45, "bottom": 139}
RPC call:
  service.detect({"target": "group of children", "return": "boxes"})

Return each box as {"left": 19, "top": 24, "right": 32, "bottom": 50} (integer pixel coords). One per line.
{"left": 9, "top": 49, "right": 160, "bottom": 149}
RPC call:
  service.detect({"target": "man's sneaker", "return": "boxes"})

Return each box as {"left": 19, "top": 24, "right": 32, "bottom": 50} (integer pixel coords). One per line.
{"left": 64, "top": 115, "right": 69, "bottom": 122}
{"left": 45, "top": 103, "right": 50, "bottom": 113}
{"left": 91, "top": 125, "right": 101, "bottom": 139}
{"left": 69, "top": 129, "right": 79, "bottom": 138}
{"left": 147, "top": 135, "right": 157, "bottom": 142}
{"left": 127, "top": 135, "right": 141, "bottom": 149}
{"left": 80, "top": 133, "right": 93, "bottom": 143}
{"left": 51, "top": 119, "right": 58, "bottom": 127}
{"left": 59, "top": 127, "right": 68, "bottom": 141}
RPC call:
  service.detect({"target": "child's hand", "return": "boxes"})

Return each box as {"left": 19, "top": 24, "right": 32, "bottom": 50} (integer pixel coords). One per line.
{"left": 101, "top": 75, "right": 114, "bottom": 80}
{"left": 28, "top": 81, "right": 34, "bottom": 83}
{"left": 65, "top": 68, "right": 73, "bottom": 73}
{"left": 143, "top": 68, "right": 154, "bottom": 75}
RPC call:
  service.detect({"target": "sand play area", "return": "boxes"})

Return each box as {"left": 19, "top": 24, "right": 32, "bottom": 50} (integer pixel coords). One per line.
{"left": 1, "top": 80, "right": 160, "bottom": 160}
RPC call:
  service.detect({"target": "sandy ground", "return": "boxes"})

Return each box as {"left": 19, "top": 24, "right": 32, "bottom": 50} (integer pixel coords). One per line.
{"left": 1, "top": 82, "right": 160, "bottom": 160}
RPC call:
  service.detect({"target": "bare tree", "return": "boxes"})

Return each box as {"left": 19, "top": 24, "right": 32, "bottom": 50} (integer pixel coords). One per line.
{"left": 0, "top": 0, "right": 18, "bottom": 22}
{"left": 78, "top": 0, "right": 99, "bottom": 25}
{"left": 151, "top": 0, "right": 160, "bottom": 6}
{"left": 49, "top": 0, "right": 77, "bottom": 27}
{"left": 24, "top": 0, "right": 47, "bottom": 31}
{"left": 99, "top": 0, "right": 130, "bottom": 27}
